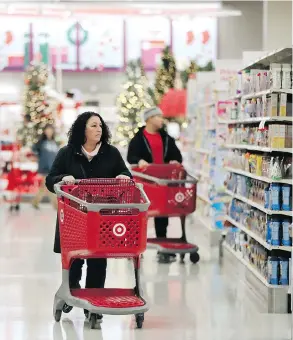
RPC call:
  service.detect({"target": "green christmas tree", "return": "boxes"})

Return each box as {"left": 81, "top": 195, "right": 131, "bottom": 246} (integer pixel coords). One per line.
{"left": 116, "top": 59, "right": 153, "bottom": 147}
{"left": 20, "top": 63, "right": 55, "bottom": 147}
{"left": 149, "top": 45, "right": 176, "bottom": 105}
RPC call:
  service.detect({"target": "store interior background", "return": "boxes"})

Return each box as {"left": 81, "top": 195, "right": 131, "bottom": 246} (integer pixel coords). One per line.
{"left": 0, "top": 0, "right": 291, "bottom": 107}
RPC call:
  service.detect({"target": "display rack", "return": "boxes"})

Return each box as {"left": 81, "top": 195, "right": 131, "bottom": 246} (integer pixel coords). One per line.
{"left": 186, "top": 74, "right": 230, "bottom": 246}
{"left": 222, "top": 47, "right": 292, "bottom": 313}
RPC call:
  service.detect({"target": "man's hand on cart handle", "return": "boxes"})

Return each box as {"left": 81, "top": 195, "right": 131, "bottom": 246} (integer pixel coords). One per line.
{"left": 169, "top": 160, "right": 180, "bottom": 164}
{"left": 62, "top": 175, "right": 75, "bottom": 184}
{"left": 138, "top": 160, "right": 149, "bottom": 168}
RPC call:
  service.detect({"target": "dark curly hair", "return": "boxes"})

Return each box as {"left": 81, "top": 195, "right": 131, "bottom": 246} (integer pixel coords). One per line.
{"left": 68, "top": 111, "right": 111, "bottom": 149}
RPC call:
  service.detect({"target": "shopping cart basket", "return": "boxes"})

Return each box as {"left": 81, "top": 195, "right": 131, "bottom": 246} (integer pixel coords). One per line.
{"left": 132, "top": 164, "right": 199, "bottom": 264}
{"left": 53, "top": 178, "right": 150, "bottom": 329}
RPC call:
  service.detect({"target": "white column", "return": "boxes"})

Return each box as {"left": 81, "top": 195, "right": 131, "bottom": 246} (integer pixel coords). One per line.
{"left": 263, "top": 0, "right": 292, "bottom": 50}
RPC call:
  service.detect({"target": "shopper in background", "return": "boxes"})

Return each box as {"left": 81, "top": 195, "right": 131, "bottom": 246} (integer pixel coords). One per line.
{"left": 127, "top": 107, "right": 183, "bottom": 263}
{"left": 32, "top": 124, "right": 59, "bottom": 209}
{"left": 46, "top": 111, "right": 131, "bottom": 321}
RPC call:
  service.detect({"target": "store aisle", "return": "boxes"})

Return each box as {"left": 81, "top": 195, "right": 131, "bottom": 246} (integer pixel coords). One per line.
{"left": 0, "top": 204, "right": 290, "bottom": 340}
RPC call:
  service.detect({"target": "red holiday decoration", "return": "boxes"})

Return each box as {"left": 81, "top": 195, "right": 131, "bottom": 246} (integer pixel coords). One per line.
{"left": 186, "top": 31, "right": 195, "bottom": 45}
{"left": 202, "top": 31, "right": 210, "bottom": 45}
{"left": 5, "top": 31, "right": 13, "bottom": 45}
{"left": 159, "top": 89, "right": 187, "bottom": 118}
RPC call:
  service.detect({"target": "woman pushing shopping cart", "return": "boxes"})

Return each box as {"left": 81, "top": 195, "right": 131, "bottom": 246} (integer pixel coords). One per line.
{"left": 46, "top": 112, "right": 149, "bottom": 328}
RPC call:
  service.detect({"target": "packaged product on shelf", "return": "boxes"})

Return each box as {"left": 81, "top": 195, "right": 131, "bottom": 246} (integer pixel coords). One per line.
{"left": 270, "top": 183, "right": 281, "bottom": 210}
{"left": 269, "top": 157, "right": 282, "bottom": 180}
{"left": 270, "top": 64, "right": 282, "bottom": 89}
{"left": 279, "top": 93, "right": 287, "bottom": 117}
{"left": 282, "top": 220, "right": 292, "bottom": 246}
{"left": 264, "top": 186, "right": 270, "bottom": 208}
{"left": 279, "top": 258, "right": 289, "bottom": 285}
{"left": 268, "top": 256, "right": 279, "bottom": 285}
{"left": 256, "top": 155, "right": 263, "bottom": 176}
{"left": 269, "top": 93, "right": 278, "bottom": 117}
{"left": 257, "top": 98, "right": 263, "bottom": 117}
{"left": 248, "top": 154, "right": 257, "bottom": 174}
{"left": 281, "top": 156, "right": 292, "bottom": 178}
{"left": 281, "top": 64, "right": 292, "bottom": 89}
{"left": 262, "top": 156, "right": 271, "bottom": 177}
{"left": 267, "top": 219, "right": 281, "bottom": 245}
{"left": 285, "top": 126, "right": 292, "bottom": 148}
{"left": 242, "top": 70, "right": 250, "bottom": 95}
{"left": 279, "top": 125, "right": 286, "bottom": 148}
{"left": 281, "top": 185, "right": 291, "bottom": 211}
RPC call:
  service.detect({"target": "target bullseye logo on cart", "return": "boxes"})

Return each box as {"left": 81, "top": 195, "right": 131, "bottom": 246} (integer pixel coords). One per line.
{"left": 113, "top": 223, "right": 127, "bottom": 237}
{"left": 60, "top": 209, "right": 64, "bottom": 223}
{"left": 175, "top": 192, "right": 185, "bottom": 203}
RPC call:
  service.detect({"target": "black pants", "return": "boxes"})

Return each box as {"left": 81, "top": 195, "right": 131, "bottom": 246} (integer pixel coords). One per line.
{"left": 154, "top": 217, "right": 169, "bottom": 238}
{"left": 69, "top": 258, "right": 107, "bottom": 288}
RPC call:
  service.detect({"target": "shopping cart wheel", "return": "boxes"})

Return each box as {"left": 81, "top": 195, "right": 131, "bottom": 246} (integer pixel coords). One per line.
{"left": 135, "top": 313, "right": 144, "bottom": 329}
{"left": 180, "top": 254, "right": 185, "bottom": 264}
{"left": 54, "top": 310, "right": 62, "bottom": 322}
{"left": 190, "top": 252, "right": 200, "bottom": 264}
{"left": 15, "top": 204, "right": 20, "bottom": 211}
{"left": 90, "top": 314, "right": 97, "bottom": 329}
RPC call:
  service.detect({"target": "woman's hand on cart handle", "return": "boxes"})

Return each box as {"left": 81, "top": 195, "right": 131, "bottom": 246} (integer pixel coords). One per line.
{"left": 138, "top": 160, "right": 149, "bottom": 169}
{"left": 116, "top": 174, "right": 130, "bottom": 179}
{"left": 62, "top": 175, "right": 75, "bottom": 184}
{"left": 169, "top": 160, "right": 180, "bottom": 164}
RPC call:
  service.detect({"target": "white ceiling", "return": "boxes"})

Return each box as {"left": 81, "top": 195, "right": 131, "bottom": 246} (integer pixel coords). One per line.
{"left": 0, "top": 1, "right": 242, "bottom": 17}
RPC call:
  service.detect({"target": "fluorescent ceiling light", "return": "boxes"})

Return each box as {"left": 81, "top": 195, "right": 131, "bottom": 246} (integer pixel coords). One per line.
{"left": 132, "top": 3, "right": 221, "bottom": 10}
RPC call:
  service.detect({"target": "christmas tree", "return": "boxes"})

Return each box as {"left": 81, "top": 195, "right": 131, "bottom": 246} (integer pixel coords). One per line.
{"left": 116, "top": 59, "right": 153, "bottom": 147}
{"left": 180, "top": 60, "right": 198, "bottom": 89}
{"left": 149, "top": 45, "right": 176, "bottom": 105}
{"left": 19, "top": 63, "right": 54, "bottom": 147}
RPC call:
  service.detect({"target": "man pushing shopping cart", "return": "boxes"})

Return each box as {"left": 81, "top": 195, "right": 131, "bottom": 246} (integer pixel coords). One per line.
{"left": 127, "top": 107, "right": 199, "bottom": 264}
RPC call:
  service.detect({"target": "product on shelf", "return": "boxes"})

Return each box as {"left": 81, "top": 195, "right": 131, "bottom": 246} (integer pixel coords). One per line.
{"left": 225, "top": 150, "right": 292, "bottom": 180}
{"left": 226, "top": 123, "right": 292, "bottom": 149}
{"left": 226, "top": 227, "right": 290, "bottom": 286}
{"left": 226, "top": 173, "right": 292, "bottom": 211}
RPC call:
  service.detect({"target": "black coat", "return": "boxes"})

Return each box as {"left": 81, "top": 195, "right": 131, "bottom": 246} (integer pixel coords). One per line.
{"left": 46, "top": 143, "right": 131, "bottom": 253}
{"left": 127, "top": 127, "right": 183, "bottom": 165}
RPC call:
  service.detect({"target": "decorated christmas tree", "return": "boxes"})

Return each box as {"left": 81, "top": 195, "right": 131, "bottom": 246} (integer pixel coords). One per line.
{"left": 19, "top": 63, "right": 55, "bottom": 147}
{"left": 149, "top": 45, "right": 176, "bottom": 105}
{"left": 116, "top": 59, "right": 153, "bottom": 147}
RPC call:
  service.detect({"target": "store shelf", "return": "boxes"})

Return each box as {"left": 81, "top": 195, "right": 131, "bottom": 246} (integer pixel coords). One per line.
{"left": 197, "top": 193, "right": 211, "bottom": 205}
{"left": 195, "top": 169, "right": 211, "bottom": 179}
{"left": 226, "top": 144, "right": 293, "bottom": 153}
{"left": 194, "top": 148, "right": 213, "bottom": 155}
{"left": 242, "top": 47, "right": 292, "bottom": 71}
{"left": 224, "top": 166, "right": 293, "bottom": 185}
{"left": 225, "top": 189, "right": 293, "bottom": 216}
{"left": 199, "top": 101, "right": 216, "bottom": 109}
{"left": 223, "top": 242, "right": 288, "bottom": 289}
{"left": 196, "top": 214, "right": 214, "bottom": 231}
{"left": 225, "top": 215, "right": 292, "bottom": 252}
{"left": 242, "top": 88, "right": 293, "bottom": 100}
{"left": 220, "top": 116, "right": 293, "bottom": 125}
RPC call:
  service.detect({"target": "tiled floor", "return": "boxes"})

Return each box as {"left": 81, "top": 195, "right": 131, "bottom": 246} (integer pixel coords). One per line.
{"left": 0, "top": 204, "right": 291, "bottom": 340}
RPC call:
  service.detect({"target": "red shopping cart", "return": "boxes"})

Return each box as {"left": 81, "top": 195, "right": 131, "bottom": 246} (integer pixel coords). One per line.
{"left": 0, "top": 143, "right": 41, "bottom": 211}
{"left": 54, "top": 178, "right": 150, "bottom": 329}
{"left": 132, "top": 164, "right": 199, "bottom": 264}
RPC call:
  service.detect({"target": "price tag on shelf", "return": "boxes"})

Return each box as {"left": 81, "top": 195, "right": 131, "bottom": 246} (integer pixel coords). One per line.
{"left": 258, "top": 118, "right": 268, "bottom": 130}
